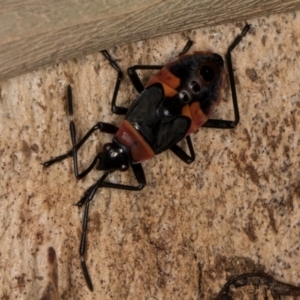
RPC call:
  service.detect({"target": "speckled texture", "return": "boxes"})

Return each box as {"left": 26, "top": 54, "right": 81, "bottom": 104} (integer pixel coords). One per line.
{"left": 1, "top": 12, "right": 300, "bottom": 300}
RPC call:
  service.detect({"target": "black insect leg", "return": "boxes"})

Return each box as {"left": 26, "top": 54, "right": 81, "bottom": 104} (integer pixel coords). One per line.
{"left": 127, "top": 39, "right": 194, "bottom": 93}
{"left": 127, "top": 65, "right": 164, "bottom": 93}
{"left": 101, "top": 39, "right": 193, "bottom": 112}
{"left": 76, "top": 162, "right": 146, "bottom": 207}
{"left": 202, "top": 23, "right": 251, "bottom": 129}
{"left": 101, "top": 50, "right": 128, "bottom": 115}
{"left": 71, "top": 132, "right": 146, "bottom": 290}
{"left": 43, "top": 122, "right": 118, "bottom": 166}
{"left": 43, "top": 86, "right": 119, "bottom": 177}
{"left": 79, "top": 171, "right": 109, "bottom": 291}
{"left": 178, "top": 39, "right": 194, "bottom": 56}
{"left": 78, "top": 163, "right": 146, "bottom": 291}
{"left": 170, "top": 136, "right": 195, "bottom": 164}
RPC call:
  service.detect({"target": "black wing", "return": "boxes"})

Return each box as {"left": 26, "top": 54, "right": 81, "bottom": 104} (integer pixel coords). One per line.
{"left": 125, "top": 83, "right": 191, "bottom": 154}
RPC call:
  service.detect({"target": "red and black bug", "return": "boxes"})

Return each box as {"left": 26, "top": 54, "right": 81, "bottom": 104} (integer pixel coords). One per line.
{"left": 43, "top": 24, "right": 250, "bottom": 291}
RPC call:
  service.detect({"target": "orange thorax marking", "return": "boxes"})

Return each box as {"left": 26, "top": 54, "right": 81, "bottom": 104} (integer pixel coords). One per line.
{"left": 146, "top": 67, "right": 180, "bottom": 97}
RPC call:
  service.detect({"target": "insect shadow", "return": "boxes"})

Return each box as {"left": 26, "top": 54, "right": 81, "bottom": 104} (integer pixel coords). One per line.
{"left": 43, "top": 24, "right": 251, "bottom": 291}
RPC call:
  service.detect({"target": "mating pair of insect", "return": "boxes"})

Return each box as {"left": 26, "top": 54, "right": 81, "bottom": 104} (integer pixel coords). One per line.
{"left": 43, "top": 24, "right": 251, "bottom": 291}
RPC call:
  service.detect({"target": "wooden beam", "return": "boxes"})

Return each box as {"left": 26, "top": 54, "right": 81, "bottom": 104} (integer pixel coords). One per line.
{"left": 1, "top": 0, "right": 300, "bottom": 80}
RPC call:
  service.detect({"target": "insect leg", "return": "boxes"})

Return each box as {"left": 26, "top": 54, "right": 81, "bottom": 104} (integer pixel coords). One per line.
{"left": 43, "top": 122, "right": 118, "bottom": 166}
{"left": 127, "top": 39, "right": 194, "bottom": 93}
{"left": 43, "top": 86, "right": 118, "bottom": 177}
{"left": 170, "top": 136, "right": 195, "bottom": 164}
{"left": 76, "top": 163, "right": 146, "bottom": 207}
{"left": 101, "top": 50, "right": 128, "bottom": 115}
{"left": 101, "top": 51, "right": 163, "bottom": 107}
{"left": 178, "top": 39, "right": 194, "bottom": 56}
{"left": 127, "top": 65, "right": 163, "bottom": 93}
{"left": 202, "top": 23, "right": 251, "bottom": 129}
{"left": 67, "top": 85, "right": 120, "bottom": 180}
{"left": 78, "top": 163, "right": 146, "bottom": 291}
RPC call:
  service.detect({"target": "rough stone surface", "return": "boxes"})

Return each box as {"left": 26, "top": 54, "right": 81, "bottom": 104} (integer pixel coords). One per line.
{"left": 1, "top": 12, "right": 300, "bottom": 299}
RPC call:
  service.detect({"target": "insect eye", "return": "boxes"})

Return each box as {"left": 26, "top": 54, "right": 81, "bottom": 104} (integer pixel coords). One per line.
{"left": 178, "top": 91, "right": 190, "bottom": 103}
{"left": 200, "top": 65, "right": 215, "bottom": 82}
{"left": 190, "top": 81, "right": 201, "bottom": 93}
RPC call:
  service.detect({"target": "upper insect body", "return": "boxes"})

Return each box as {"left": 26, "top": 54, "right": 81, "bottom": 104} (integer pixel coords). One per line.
{"left": 98, "top": 52, "right": 225, "bottom": 170}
